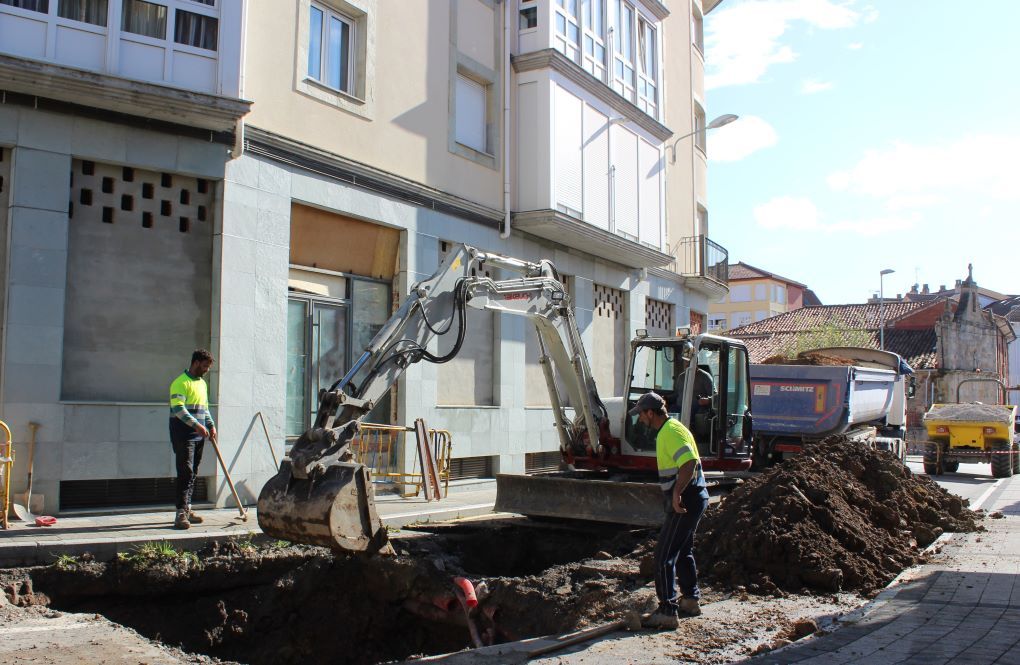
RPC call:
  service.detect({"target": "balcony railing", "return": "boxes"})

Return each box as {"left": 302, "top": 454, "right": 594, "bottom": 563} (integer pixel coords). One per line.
{"left": 670, "top": 235, "right": 729, "bottom": 286}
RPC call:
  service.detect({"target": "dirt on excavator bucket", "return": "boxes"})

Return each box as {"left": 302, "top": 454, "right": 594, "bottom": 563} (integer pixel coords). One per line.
{"left": 257, "top": 460, "right": 394, "bottom": 555}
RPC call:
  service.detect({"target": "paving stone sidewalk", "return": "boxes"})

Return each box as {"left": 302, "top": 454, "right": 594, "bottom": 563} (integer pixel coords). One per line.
{"left": 750, "top": 474, "right": 1020, "bottom": 665}
{"left": 0, "top": 483, "right": 498, "bottom": 567}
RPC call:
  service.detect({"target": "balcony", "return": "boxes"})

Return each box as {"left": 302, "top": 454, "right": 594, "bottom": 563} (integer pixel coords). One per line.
{"left": 669, "top": 235, "right": 729, "bottom": 297}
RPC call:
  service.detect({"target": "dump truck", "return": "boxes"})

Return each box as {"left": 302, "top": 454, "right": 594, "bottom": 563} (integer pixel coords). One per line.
{"left": 257, "top": 244, "right": 754, "bottom": 552}
{"left": 922, "top": 378, "right": 1019, "bottom": 478}
{"left": 750, "top": 347, "right": 912, "bottom": 468}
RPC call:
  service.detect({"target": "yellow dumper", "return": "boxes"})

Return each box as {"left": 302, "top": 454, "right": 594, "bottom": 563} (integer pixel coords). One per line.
{"left": 923, "top": 402, "right": 1018, "bottom": 478}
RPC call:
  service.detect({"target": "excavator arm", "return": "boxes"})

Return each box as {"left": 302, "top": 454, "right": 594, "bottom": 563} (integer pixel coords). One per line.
{"left": 257, "top": 244, "right": 609, "bottom": 553}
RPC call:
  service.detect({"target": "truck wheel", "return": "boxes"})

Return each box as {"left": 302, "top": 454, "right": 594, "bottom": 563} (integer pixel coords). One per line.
{"left": 1013, "top": 443, "right": 1020, "bottom": 474}
{"left": 942, "top": 461, "right": 959, "bottom": 473}
{"left": 991, "top": 444, "right": 1013, "bottom": 479}
{"left": 922, "top": 454, "right": 939, "bottom": 475}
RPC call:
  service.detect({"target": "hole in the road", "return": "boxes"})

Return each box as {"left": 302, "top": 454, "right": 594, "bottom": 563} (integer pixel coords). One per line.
{"left": 29, "top": 523, "right": 648, "bottom": 665}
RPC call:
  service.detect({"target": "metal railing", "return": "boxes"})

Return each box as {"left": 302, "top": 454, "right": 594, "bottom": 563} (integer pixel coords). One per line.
{"left": 351, "top": 423, "right": 453, "bottom": 499}
{"left": 669, "top": 235, "right": 729, "bottom": 286}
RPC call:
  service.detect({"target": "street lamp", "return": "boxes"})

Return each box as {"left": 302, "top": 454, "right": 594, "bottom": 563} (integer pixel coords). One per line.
{"left": 879, "top": 268, "right": 895, "bottom": 350}
{"left": 667, "top": 113, "right": 739, "bottom": 163}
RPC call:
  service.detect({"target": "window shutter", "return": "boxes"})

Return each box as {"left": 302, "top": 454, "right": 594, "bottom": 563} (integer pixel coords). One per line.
{"left": 612, "top": 125, "right": 638, "bottom": 238}
{"left": 582, "top": 105, "right": 610, "bottom": 230}
{"left": 456, "top": 74, "right": 487, "bottom": 153}
{"left": 554, "top": 86, "right": 584, "bottom": 215}
{"left": 638, "top": 138, "right": 661, "bottom": 247}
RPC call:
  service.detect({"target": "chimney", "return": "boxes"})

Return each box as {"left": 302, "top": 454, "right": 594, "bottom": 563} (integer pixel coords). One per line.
{"left": 909, "top": 284, "right": 918, "bottom": 294}
{"left": 955, "top": 279, "right": 962, "bottom": 287}
{"left": 939, "top": 284, "right": 946, "bottom": 292}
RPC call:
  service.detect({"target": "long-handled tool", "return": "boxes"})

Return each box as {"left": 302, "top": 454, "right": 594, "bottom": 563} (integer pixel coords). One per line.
{"left": 208, "top": 435, "right": 248, "bottom": 521}
{"left": 9, "top": 422, "right": 36, "bottom": 522}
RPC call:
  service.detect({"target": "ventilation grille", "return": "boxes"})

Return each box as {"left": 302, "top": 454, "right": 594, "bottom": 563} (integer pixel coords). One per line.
{"left": 594, "top": 283, "right": 624, "bottom": 318}
{"left": 645, "top": 297, "right": 674, "bottom": 335}
{"left": 59, "top": 477, "right": 208, "bottom": 510}
{"left": 69, "top": 160, "right": 213, "bottom": 231}
{"left": 447, "top": 456, "right": 494, "bottom": 480}
{"left": 525, "top": 451, "right": 562, "bottom": 474}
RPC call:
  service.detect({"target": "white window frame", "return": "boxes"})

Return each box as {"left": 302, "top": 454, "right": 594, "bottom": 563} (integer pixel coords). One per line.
{"left": 455, "top": 72, "right": 489, "bottom": 155}
{"left": 554, "top": 0, "right": 581, "bottom": 62}
{"left": 708, "top": 315, "right": 727, "bottom": 331}
{"left": 693, "top": 102, "right": 707, "bottom": 153}
{"left": 729, "top": 285, "right": 751, "bottom": 302}
{"left": 636, "top": 16, "right": 656, "bottom": 117}
{"left": 691, "top": 3, "right": 704, "bottom": 54}
{"left": 308, "top": 2, "right": 356, "bottom": 95}
{"left": 581, "top": 0, "right": 607, "bottom": 81}
{"left": 611, "top": 0, "right": 635, "bottom": 101}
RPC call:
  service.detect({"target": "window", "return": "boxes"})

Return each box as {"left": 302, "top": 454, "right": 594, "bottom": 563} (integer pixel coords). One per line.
{"left": 122, "top": 0, "right": 166, "bottom": 38}
{"left": 554, "top": 0, "right": 580, "bottom": 61}
{"left": 696, "top": 205, "right": 708, "bottom": 235}
{"left": 581, "top": 0, "right": 606, "bottom": 80}
{"left": 455, "top": 73, "right": 488, "bottom": 154}
{"left": 58, "top": 0, "right": 107, "bottom": 26}
{"left": 708, "top": 315, "right": 727, "bottom": 331}
{"left": 754, "top": 284, "right": 766, "bottom": 301}
{"left": 0, "top": 0, "right": 48, "bottom": 12}
{"left": 691, "top": 4, "right": 704, "bottom": 53}
{"left": 636, "top": 17, "right": 656, "bottom": 116}
{"left": 755, "top": 310, "right": 768, "bottom": 322}
{"left": 519, "top": 5, "right": 537, "bottom": 29}
{"left": 175, "top": 8, "right": 217, "bottom": 50}
{"left": 308, "top": 3, "right": 355, "bottom": 94}
{"left": 773, "top": 284, "right": 787, "bottom": 305}
{"left": 729, "top": 285, "right": 751, "bottom": 302}
{"left": 732, "top": 311, "right": 752, "bottom": 327}
{"left": 694, "top": 102, "right": 707, "bottom": 153}
{"left": 611, "top": 0, "right": 635, "bottom": 100}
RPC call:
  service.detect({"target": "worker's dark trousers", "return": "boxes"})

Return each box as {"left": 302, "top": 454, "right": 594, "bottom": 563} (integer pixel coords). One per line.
{"left": 654, "top": 490, "right": 709, "bottom": 612}
{"left": 171, "top": 436, "right": 205, "bottom": 510}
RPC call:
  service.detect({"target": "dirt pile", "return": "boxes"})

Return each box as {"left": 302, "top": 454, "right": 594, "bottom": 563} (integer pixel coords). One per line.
{"left": 760, "top": 352, "right": 857, "bottom": 366}
{"left": 924, "top": 402, "right": 1014, "bottom": 423}
{"left": 700, "top": 435, "right": 982, "bottom": 595}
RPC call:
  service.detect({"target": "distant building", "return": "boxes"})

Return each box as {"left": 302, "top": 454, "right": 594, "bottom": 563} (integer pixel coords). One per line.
{"left": 984, "top": 296, "right": 1020, "bottom": 405}
{"left": 726, "top": 272, "right": 1015, "bottom": 442}
{"left": 707, "top": 262, "right": 816, "bottom": 332}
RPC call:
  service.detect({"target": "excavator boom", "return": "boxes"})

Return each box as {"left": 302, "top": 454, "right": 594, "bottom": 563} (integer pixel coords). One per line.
{"left": 257, "top": 244, "right": 608, "bottom": 553}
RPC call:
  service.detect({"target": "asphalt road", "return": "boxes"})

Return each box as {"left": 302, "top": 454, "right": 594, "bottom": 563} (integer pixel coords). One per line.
{"left": 905, "top": 455, "right": 1002, "bottom": 507}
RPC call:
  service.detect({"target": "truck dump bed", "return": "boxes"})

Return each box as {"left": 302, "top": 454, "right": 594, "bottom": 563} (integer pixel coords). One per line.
{"left": 750, "top": 364, "right": 899, "bottom": 438}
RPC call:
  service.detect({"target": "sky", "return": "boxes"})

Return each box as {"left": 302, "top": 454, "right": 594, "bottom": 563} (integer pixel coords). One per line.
{"left": 703, "top": 0, "right": 1020, "bottom": 304}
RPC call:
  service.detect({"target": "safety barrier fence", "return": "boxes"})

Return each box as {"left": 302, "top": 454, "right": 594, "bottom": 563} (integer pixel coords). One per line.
{"left": 351, "top": 423, "right": 453, "bottom": 499}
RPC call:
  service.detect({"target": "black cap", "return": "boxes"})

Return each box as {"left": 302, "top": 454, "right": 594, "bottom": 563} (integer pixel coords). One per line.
{"left": 629, "top": 391, "right": 666, "bottom": 415}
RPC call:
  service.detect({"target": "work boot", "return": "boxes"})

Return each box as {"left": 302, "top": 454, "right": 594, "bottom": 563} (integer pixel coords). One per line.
{"left": 186, "top": 506, "right": 204, "bottom": 524}
{"left": 679, "top": 597, "right": 702, "bottom": 617}
{"left": 643, "top": 608, "right": 680, "bottom": 630}
{"left": 174, "top": 510, "right": 191, "bottom": 530}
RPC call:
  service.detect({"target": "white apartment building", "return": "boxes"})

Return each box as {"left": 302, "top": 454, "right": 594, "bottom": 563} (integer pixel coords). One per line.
{"left": 0, "top": 0, "right": 728, "bottom": 512}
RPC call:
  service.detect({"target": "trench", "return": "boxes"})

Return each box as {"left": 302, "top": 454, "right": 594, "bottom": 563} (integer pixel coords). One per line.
{"left": 26, "top": 521, "right": 653, "bottom": 665}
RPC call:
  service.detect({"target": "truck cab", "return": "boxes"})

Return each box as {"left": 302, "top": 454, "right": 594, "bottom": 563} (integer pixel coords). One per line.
{"left": 614, "top": 333, "right": 753, "bottom": 473}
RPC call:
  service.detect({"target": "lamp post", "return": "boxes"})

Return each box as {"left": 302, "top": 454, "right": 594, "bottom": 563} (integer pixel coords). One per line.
{"left": 667, "top": 113, "right": 739, "bottom": 163}
{"left": 879, "top": 268, "right": 895, "bottom": 350}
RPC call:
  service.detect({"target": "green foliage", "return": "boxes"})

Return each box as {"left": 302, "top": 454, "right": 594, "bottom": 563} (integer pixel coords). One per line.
{"left": 775, "top": 321, "right": 873, "bottom": 360}
{"left": 117, "top": 541, "right": 200, "bottom": 568}
{"left": 54, "top": 554, "right": 78, "bottom": 570}
{"left": 272, "top": 539, "right": 291, "bottom": 549}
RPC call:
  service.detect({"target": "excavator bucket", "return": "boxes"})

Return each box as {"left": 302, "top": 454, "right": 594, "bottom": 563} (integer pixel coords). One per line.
{"left": 494, "top": 473, "right": 667, "bottom": 527}
{"left": 257, "top": 460, "right": 394, "bottom": 554}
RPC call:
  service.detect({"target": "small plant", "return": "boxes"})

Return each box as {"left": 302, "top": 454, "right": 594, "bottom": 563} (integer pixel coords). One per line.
{"left": 231, "top": 535, "right": 257, "bottom": 553}
{"left": 54, "top": 554, "right": 78, "bottom": 570}
{"left": 116, "top": 540, "right": 202, "bottom": 569}
{"left": 272, "top": 539, "right": 291, "bottom": 549}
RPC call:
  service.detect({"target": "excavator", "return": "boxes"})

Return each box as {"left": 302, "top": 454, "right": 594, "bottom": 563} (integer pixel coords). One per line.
{"left": 257, "top": 244, "right": 753, "bottom": 554}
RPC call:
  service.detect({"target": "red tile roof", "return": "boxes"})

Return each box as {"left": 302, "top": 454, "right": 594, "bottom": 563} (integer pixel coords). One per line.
{"left": 726, "top": 302, "right": 940, "bottom": 369}
{"left": 727, "top": 262, "right": 807, "bottom": 288}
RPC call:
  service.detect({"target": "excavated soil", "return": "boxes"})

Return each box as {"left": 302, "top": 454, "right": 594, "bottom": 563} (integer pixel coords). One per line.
{"left": 700, "top": 435, "right": 982, "bottom": 595}
{"left": 1, "top": 523, "right": 673, "bottom": 665}
{"left": 924, "top": 402, "right": 1014, "bottom": 423}
{"left": 760, "top": 352, "right": 858, "bottom": 366}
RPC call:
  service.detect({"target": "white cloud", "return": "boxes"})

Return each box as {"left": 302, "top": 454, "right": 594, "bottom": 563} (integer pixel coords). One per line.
{"left": 753, "top": 196, "right": 916, "bottom": 236}
{"left": 848, "top": 42, "right": 864, "bottom": 50}
{"left": 801, "top": 79, "right": 834, "bottom": 94}
{"left": 884, "top": 194, "right": 945, "bottom": 211}
{"left": 708, "top": 116, "right": 778, "bottom": 162}
{"left": 828, "top": 134, "right": 1020, "bottom": 201}
{"left": 706, "top": 0, "right": 862, "bottom": 90}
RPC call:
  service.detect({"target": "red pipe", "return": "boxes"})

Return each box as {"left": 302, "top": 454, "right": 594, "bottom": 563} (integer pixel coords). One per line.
{"left": 453, "top": 577, "right": 478, "bottom": 608}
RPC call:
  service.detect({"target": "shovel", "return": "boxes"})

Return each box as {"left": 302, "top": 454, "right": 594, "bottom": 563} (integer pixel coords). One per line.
{"left": 10, "top": 423, "right": 40, "bottom": 522}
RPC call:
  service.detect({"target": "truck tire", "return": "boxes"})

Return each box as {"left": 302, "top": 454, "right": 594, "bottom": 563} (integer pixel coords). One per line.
{"left": 942, "top": 461, "right": 959, "bottom": 473}
{"left": 922, "top": 453, "right": 939, "bottom": 475}
{"left": 991, "top": 444, "right": 1013, "bottom": 479}
{"left": 1013, "top": 443, "right": 1020, "bottom": 474}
